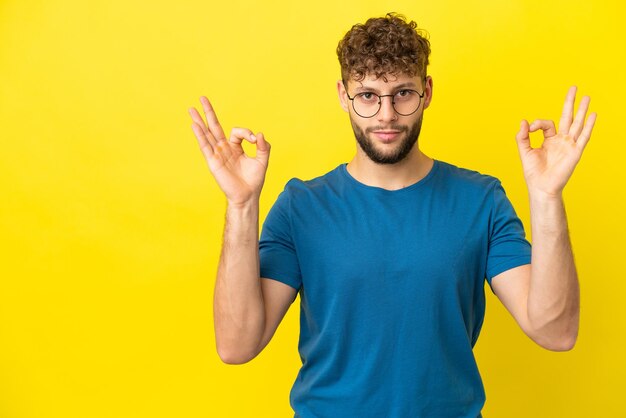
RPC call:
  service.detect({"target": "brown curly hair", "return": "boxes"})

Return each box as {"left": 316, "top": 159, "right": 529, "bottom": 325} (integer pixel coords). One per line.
{"left": 336, "top": 13, "right": 431, "bottom": 82}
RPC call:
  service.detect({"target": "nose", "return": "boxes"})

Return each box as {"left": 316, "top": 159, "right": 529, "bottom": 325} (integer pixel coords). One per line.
{"left": 377, "top": 95, "right": 397, "bottom": 122}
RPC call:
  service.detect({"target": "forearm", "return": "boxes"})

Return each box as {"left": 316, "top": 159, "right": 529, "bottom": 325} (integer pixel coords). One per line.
{"left": 527, "top": 192, "right": 580, "bottom": 349}
{"left": 213, "top": 199, "right": 266, "bottom": 363}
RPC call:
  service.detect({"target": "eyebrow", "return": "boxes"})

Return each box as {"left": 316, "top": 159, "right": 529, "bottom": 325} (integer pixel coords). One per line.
{"left": 354, "top": 82, "right": 417, "bottom": 93}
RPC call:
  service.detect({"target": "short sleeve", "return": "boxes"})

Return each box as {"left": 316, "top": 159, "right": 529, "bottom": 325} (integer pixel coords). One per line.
{"left": 485, "top": 181, "right": 532, "bottom": 289}
{"left": 259, "top": 182, "right": 303, "bottom": 291}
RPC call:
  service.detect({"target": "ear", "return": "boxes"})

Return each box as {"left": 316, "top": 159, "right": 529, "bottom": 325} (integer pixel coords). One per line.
{"left": 337, "top": 80, "right": 350, "bottom": 113}
{"left": 422, "top": 76, "right": 433, "bottom": 110}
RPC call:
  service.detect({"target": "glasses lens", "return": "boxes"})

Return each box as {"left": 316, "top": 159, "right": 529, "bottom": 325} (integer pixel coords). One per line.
{"left": 393, "top": 90, "right": 421, "bottom": 116}
{"left": 353, "top": 93, "right": 380, "bottom": 118}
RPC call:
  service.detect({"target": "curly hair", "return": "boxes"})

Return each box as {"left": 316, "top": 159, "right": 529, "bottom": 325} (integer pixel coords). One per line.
{"left": 336, "top": 13, "right": 431, "bottom": 82}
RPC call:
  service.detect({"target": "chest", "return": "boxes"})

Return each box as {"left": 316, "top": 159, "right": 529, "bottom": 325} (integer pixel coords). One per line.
{"left": 291, "top": 193, "right": 489, "bottom": 304}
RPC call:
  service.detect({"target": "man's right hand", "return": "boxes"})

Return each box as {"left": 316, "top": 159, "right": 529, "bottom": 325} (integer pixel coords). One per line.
{"left": 189, "top": 96, "right": 271, "bottom": 206}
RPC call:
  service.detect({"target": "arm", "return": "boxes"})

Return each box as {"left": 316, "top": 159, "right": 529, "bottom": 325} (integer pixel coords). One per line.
{"left": 216, "top": 201, "right": 297, "bottom": 364}
{"left": 189, "top": 97, "right": 296, "bottom": 364}
{"left": 492, "top": 197, "right": 578, "bottom": 351}
{"left": 492, "top": 86, "right": 596, "bottom": 351}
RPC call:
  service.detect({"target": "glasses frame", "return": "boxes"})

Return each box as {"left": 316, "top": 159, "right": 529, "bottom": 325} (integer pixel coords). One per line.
{"left": 343, "top": 83, "right": 425, "bottom": 118}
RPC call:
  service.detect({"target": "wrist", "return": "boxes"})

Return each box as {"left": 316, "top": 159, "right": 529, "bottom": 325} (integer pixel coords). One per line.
{"left": 227, "top": 198, "right": 260, "bottom": 211}
{"left": 527, "top": 188, "right": 568, "bottom": 234}
{"left": 527, "top": 187, "right": 564, "bottom": 203}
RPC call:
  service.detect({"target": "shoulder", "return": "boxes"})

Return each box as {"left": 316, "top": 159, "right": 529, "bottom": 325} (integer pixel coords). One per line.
{"left": 435, "top": 160, "right": 502, "bottom": 192}
{"left": 281, "top": 164, "right": 345, "bottom": 199}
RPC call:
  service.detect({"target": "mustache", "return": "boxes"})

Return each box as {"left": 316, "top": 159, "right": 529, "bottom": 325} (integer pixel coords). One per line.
{"left": 365, "top": 124, "right": 408, "bottom": 133}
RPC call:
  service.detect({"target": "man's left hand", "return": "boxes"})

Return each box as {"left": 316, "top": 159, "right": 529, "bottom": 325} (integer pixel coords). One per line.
{"left": 515, "top": 86, "right": 597, "bottom": 197}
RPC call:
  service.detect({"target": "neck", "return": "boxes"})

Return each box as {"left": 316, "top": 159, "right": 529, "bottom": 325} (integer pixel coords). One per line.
{"left": 346, "top": 147, "right": 434, "bottom": 191}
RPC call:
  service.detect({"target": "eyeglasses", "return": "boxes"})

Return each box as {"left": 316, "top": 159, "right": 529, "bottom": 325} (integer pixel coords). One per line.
{"left": 345, "top": 88, "right": 425, "bottom": 118}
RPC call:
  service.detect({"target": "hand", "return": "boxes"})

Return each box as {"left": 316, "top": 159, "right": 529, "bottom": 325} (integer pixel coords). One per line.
{"left": 189, "top": 97, "right": 271, "bottom": 205}
{"left": 515, "top": 86, "right": 597, "bottom": 197}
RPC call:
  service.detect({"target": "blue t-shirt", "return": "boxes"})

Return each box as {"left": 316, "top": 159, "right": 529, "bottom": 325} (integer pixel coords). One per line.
{"left": 259, "top": 160, "right": 531, "bottom": 418}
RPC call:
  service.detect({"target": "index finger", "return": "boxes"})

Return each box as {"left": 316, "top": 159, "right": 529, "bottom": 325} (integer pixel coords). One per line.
{"left": 558, "top": 86, "right": 577, "bottom": 133}
{"left": 200, "top": 97, "right": 227, "bottom": 141}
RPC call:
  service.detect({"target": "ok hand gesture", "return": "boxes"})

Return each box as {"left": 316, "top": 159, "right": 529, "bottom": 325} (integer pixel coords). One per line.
{"left": 189, "top": 97, "right": 271, "bottom": 205}
{"left": 515, "top": 86, "right": 597, "bottom": 197}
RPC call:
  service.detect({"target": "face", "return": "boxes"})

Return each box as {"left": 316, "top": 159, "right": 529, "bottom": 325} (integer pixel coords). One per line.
{"left": 338, "top": 73, "right": 433, "bottom": 165}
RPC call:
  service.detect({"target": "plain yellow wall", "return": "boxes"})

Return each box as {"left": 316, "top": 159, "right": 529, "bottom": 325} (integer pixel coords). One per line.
{"left": 1, "top": 0, "right": 624, "bottom": 417}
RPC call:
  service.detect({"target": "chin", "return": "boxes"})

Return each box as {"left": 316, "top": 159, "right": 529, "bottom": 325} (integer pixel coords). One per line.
{"left": 350, "top": 114, "right": 423, "bottom": 165}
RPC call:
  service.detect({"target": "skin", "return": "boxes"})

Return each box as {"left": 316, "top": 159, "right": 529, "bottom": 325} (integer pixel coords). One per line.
{"left": 492, "top": 86, "right": 596, "bottom": 350}
{"left": 188, "top": 98, "right": 294, "bottom": 364}
{"left": 189, "top": 77, "right": 596, "bottom": 362}
{"left": 337, "top": 73, "right": 435, "bottom": 190}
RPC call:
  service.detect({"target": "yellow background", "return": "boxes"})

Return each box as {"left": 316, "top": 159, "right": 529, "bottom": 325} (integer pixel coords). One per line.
{"left": 1, "top": 0, "right": 624, "bottom": 417}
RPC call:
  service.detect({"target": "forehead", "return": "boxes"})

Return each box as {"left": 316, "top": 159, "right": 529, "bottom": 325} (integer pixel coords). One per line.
{"left": 346, "top": 72, "right": 422, "bottom": 92}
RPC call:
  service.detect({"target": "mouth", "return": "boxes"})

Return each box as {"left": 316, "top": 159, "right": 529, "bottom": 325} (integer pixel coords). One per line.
{"left": 371, "top": 130, "right": 402, "bottom": 143}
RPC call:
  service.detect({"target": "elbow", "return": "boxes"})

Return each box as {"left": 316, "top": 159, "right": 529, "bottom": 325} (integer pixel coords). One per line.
{"left": 539, "top": 334, "right": 577, "bottom": 352}
{"left": 529, "top": 322, "right": 578, "bottom": 352}
{"left": 217, "top": 349, "right": 256, "bottom": 365}
{"left": 216, "top": 343, "right": 260, "bottom": 365}
{"left": 528, "top": 308, "right": 579, "bottom": 352}
{"left": 214, "top": 320, "right": 265, "bottom": 365}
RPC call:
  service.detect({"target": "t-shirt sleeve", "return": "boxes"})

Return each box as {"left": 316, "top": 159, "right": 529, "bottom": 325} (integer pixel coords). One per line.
{"left": 259, "top": 182, "right": 303, "bottom": 291}
{"left": 485, "top": 180, "right": 532, "bottom": 290}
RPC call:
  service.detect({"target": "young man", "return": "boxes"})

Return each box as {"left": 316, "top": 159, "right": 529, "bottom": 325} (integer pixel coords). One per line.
{"left": 188, "top": 13, "right": 596, "bottom": 418}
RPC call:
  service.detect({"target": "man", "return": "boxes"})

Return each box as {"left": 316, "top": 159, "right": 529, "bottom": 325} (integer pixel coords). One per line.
{"left": 188, "top": 13, "right": 596, "bottom": 418}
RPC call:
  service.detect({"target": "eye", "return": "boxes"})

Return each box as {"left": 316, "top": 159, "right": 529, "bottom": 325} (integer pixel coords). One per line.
{"left": 357, "top": 92, "right": 378, "bottom": 102}
{"left": 394, "top": 89, "right": 416, "bottom": 102}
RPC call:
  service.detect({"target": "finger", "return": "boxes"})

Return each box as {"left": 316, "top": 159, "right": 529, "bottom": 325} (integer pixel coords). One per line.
{"left": 229, "top": 127, "right": 257, "bottom": 145}
{"left": 558, "top": 86, "right": 577, "bottom": 133}
{"left": 200, "top": 97, "right": 227, "bottom": 141}
{"left": 515, "top": 119, "right": 532, "bottom": 156}
{"left": 575, "top": 112, "right": 597, "bottom": 153}
{"left": 188, "top": 107, "right": 210, "bottom": 136}
{"left": 254, "top": 132, "right": 271, "bottom": 166}
{"left": 191, "top": 122, "right": 215, "bottom": 161}
{"left": 569, "top": 95, "right": 591, "bottom": 139}
{"left": 189, "top": 107, "right": 219, "bottom": 148}
{"left": 529, "top": 119, "right": 557, "bottom": 138}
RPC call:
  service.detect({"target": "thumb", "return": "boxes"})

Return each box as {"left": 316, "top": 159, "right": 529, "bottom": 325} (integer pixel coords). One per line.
{"left": 254, "top": 132, "right": 271, "bottom": 166}
{"left": 515, "top": 119, "right": 531, "bottom": 156}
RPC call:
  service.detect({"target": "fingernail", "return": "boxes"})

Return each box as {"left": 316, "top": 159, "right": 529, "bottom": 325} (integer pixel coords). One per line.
{"left": 251, "top": 134, "right": 257, "bottom": 142}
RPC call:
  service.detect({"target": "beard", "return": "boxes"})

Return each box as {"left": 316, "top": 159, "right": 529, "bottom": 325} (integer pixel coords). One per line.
{"left": 350, "top": 115, "right": 423, "bottom": 165}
